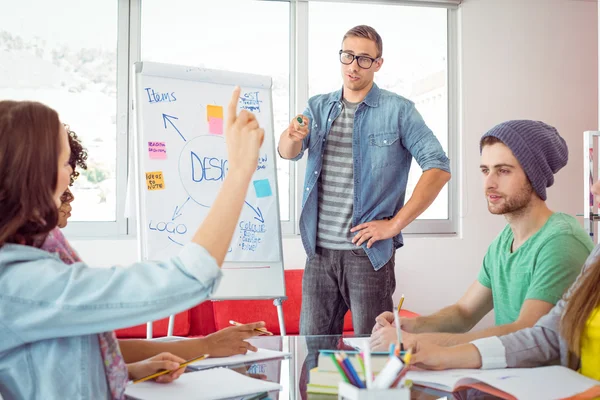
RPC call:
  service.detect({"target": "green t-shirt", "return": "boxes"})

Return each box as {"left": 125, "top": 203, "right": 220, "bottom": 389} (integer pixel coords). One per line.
{"left": 478, "top": 212, "right": 593, "bottom": 326}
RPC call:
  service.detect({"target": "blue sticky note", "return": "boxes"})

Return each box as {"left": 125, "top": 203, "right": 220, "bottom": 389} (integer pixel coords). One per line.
{"left": 253, "top": 179, "right": 272, "bottom": 198}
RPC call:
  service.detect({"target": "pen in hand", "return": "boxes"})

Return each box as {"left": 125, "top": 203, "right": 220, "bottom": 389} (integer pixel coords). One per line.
{"left": 395, "top": 294, "right": 405, "bottom": 352}
{"left": 229, "top": 320, "right": 273, "bottom": 336}
{"left": 393, "top": 305, "right": 404, "bottom": 353}
{"left": 132, "top": 354, "right": 209, "bottom": 384}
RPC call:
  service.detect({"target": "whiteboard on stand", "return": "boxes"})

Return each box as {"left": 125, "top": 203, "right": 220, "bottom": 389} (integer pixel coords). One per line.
{"left": 132, "top": 61, "right": 285, "bottom": 301}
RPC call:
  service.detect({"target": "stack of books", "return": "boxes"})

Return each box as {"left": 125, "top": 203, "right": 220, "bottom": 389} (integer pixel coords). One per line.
{"left": 306, "top": 350, "right": 389, "bottom": 395}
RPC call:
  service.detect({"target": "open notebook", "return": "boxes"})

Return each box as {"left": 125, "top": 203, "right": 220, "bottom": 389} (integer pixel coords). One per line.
{"left": 406, "top": 366, "right": 600, "bottom": 400}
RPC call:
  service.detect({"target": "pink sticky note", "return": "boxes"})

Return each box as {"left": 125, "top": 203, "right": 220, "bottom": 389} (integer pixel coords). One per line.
{"left": 209, "top": 117, "right": 223, "bottom": 135}
{"left": 148, "top": 141, "right": 167, "bottom": 159}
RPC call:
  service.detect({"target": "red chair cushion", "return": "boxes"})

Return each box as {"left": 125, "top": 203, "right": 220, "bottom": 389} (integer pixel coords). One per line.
{"left": 188, "top": 300, "right": 218, "bottom": 337}
{"left": 212, "top": 269, "right": 304, "bottom": 335}
{"left": 114, "top": 311, "right": 190, "bottom": 338}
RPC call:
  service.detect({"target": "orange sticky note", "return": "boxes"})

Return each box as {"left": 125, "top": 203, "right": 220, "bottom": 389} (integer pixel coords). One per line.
{"left": 145, "top": 171, "right": 165, "bottom": 191}
{"left": 207, "top": 105, "right": 223, "bottom": 121}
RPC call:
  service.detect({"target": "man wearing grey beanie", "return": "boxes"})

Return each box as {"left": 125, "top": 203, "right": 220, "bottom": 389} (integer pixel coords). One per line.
{"left": 371, "top": 120, "right": 594, "bottom": 352}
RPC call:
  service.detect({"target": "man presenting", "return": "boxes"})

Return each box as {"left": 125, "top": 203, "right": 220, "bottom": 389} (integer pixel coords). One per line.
{"left": 279, "top": 25, "right": 451, "bottom": 335}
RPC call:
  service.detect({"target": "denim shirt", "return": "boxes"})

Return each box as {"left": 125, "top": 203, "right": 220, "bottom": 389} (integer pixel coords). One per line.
{"left": 0, "top": 242, "right": 222, "bottom": 399}
{"left": 288, "top": 83, "right": 450, "bottom": 270}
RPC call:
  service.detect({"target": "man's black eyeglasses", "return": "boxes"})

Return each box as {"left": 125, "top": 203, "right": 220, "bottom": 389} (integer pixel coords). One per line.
{"left": 339, "top": 50, "right": 379, "bottom": 69}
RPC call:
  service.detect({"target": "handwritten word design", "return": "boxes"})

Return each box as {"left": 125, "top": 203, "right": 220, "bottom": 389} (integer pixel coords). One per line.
{"left": 239, "top": 91, "right": 262, "bottom": 113}
{"left": 145, "top": 87, "right": 176, "bottom": 103}
{"left": 179, "top": 135, "right": 229, "bottom": 208}
{"left": 148, "top": 141, "right": 167, "bottom": 160}
{"left": 146, "top": 171, "right": 165, "bottom": 191}
{"left": 191, "top": 152, "right": 228, "bottom": 182}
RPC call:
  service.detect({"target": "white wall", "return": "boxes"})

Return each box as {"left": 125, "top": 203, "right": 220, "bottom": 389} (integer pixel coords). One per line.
{"left": 70, "top": 0, "right": 598, "bottom": 329}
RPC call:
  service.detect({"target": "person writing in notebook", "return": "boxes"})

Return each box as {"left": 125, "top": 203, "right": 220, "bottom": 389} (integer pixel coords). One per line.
{"left": 371, "top": 120, "right": 593, "bottom": 350}
{"left": 0, "top": 88, "right": 264, "bottom": 399}
{"left": 278, "top": 25, "right": 451, "bottom": 335}
{"left": 48, "top": 126, "right": 267, "bottom": 362}
{"left": 410, "top": 177, "right": 600, "bottom": 378}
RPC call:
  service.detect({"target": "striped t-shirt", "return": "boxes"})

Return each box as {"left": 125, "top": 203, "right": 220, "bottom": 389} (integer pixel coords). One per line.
{"left": 316, "top": 99, "right": 358, "bottom": 249}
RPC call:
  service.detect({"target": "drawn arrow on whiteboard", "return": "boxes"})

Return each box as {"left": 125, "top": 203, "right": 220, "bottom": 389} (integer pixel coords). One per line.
{"left": 172, "top": 196, "right": 191, "bottom": 221}
{"left": 168, "top": 236, "right": 183, "bottom": 246}
{"left": 244, "top": 201, "right": 265, "bottom": 223}
{"left": 162, "top": 113, "right": 186, "bottom": 142}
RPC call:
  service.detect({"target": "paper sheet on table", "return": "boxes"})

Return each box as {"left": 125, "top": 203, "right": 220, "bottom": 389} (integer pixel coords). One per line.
{"left": 191, "top": 348, "right": 290, "bottom": 369}
{"left": 125, "top": 367, "right": 282, "bottom": 400}
{"left": 406, "top": 366, "right": 600, "bottom": 400}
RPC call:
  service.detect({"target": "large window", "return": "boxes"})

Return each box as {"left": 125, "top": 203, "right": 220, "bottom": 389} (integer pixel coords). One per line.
{"left": 140, "top": 0, "right": 292, "bottom": 221}
{"left": 2, "top": 0, "right": 457, "bottom": 237}
{"left": 0, "top": 0, "right": 123, "bottom": 233}
{"left": 308, "top": 1, "right": 449, "bottom": 221}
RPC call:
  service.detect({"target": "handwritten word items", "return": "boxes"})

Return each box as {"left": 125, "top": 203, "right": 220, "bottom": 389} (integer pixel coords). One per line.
{"left": 148, "top": 141, "right": 167, "bottom": 160}
{"left": 253, "top": 179, "right": 272, "bottom": 198}
{"left": 207, "top": 105, "right": 224, "bottom": 135}
{"left": 145, "top": 87, "right": 176, "bottom": 103}
{"left": 146, "top": 171, "right": 165, "bottom": 191}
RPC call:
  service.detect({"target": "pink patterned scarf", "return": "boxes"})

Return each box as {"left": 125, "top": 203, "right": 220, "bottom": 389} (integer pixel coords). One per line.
{"left": 39, "top": 227, "right": 129, "bottom": 399}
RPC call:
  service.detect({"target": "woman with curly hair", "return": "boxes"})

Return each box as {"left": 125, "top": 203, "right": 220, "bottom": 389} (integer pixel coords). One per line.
{"left": 56, "top": 124, "right": 87, "bottom": 228}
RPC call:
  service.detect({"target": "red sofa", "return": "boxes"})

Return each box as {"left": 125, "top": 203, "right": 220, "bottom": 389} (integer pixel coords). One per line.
{"left": 115, "top": 269, "right": 418, "bottom": 338}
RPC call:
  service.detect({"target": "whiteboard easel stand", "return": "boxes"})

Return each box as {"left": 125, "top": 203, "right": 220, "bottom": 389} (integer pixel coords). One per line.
{"left": 274, "top": 297, "right": 287, "bottom": 336}
{"left": 132, "top": 62, "right": 287, "bottom": 339}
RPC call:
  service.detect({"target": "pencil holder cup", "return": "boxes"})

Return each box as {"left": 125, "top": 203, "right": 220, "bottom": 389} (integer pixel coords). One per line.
{"left": 337, "top": 382, "right": 410, "bottom": 400}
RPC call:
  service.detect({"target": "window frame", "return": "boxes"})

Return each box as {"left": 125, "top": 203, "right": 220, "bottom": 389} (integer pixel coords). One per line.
{"left": 61, "top": 0, "right": 131, "bottom": 238}
{"left": 293, "top": 0, "right": 459, "bottom": 235}
{"left": 65, "top": 0, "right": 458, "bottom": 238}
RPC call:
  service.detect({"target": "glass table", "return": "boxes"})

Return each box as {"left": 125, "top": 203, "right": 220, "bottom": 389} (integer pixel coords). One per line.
{"left": 186, "top": 335, "right": 501, "bottom": 400}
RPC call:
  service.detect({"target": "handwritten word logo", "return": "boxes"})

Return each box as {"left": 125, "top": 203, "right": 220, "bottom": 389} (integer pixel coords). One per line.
{"left": 238, "top": 91, "right": 262, "bottom": 113}
{"left": 149, "top": 221, "right": 188, "bottom": 235}
{"left": 145, "top": 87, "right": 176, "bottom": 103}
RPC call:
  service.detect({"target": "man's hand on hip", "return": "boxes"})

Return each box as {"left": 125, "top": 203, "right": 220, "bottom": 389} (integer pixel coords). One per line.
{"left": 351, "top": 219, "right": 401, "bottom": 248}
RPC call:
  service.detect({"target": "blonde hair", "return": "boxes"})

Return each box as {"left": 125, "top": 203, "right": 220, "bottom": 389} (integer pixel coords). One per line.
{"left": 343, "top": 25, "right": 383, "bottom": 58}
{"left": 561, "top": 258, "right": 600, "bottom": 359}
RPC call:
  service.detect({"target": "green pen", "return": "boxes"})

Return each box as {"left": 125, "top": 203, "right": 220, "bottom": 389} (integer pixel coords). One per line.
{"left": 296, "top": 116, "right": 305, "bottom": 126}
